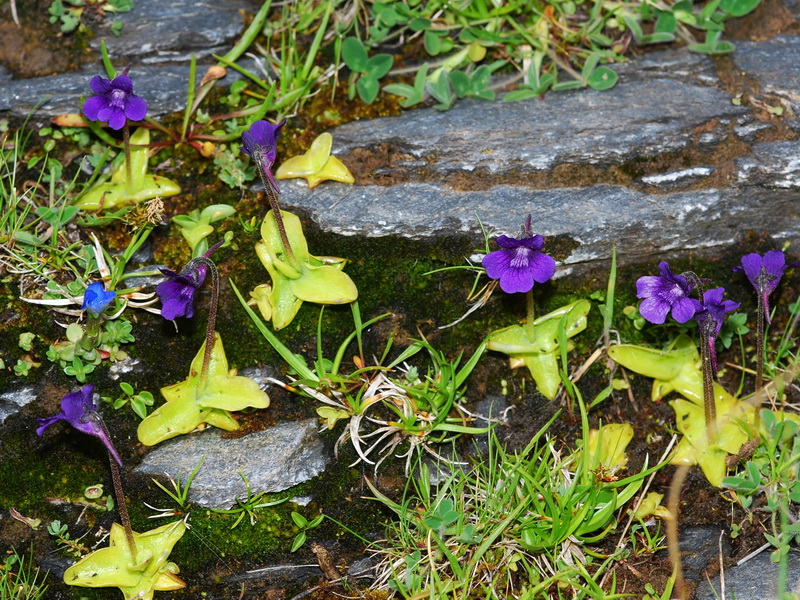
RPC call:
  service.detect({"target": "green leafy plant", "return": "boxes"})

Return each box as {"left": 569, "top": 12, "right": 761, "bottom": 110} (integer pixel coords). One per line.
{"left": 342, "top": 37, "right": 394, "bottom": 104}
{"left": 723, "top": 408, "right": 800, "bottom": 597}
{"left": 47, "top": 520, "right": 89, "bottom": 559}
{"left": 102, "top": 381, "right": 155, "bottom": 419}
{"left": 290, "top": 510, "right": 324, "bottom": 551}
{"left": 366, "top": 388, "right": 665, "bottom": 598}
{"left": 172, "top": 204, "right": 236, "bottom": 257}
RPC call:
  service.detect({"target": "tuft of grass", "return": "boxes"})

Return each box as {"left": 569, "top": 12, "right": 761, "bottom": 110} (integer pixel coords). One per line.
{"left": 0, "top": 546, "right": 48, "bottom": 600}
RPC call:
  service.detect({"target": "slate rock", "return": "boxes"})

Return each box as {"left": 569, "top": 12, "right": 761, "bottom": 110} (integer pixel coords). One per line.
{"left": 695, "top": 550, "right": 800, "bottom": 600}
{"left": 0, "top": 385, "right": 36, "bottom": 424}
{"left": 736, "top": 140, "right": 800, "bottom": 188}
{"left": 1, "top": 65, "right": 197, "bottom": 124}
{"left": 278, "top": 180, "right": 800, "bottom": 264}
{"left": 330, "top": 78, "right": 746, "bottom": 175}
{"left": 730, "top": 37, "right": 800, "bottom": 114}
{"left": 675, "top": 526, "right": 731, "bottom": 583}
{"left": 134, "top": 419, "right": 328, "bottom": 509}
{"left": 91, "top": 0, "right": 258, "bottom": 65}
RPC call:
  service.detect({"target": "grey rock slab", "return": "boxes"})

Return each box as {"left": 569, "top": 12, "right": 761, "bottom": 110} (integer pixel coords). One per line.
{"left": 331, "top": 77, "right": 747, "bottom": 175}
{"left": 134, "top": 419, "right": 328, "bottom": 509}
{"left": 677, "top": 526, "right": 731, "bottom": 583}
{"left": 730, "top": 37, "right": 800, "bottom": 114}
{"left": 1, "top": 65, "right": 198, "bottom": 124}
{"left": 736, "top": 140, "right": 800, "bottom": 188}
{"left": 612, "top": 47, "right": 718, "bottom": 87}
{"left": 91, "top": 0, "right": 258, "bottom": 65}
{"left": 695, "top": 550, "right": 800, "bottom": 600}
{"left": 278, "top": 180, "right": 800, "bottom": 264}
{"left": 0, "top": 386, "right": 37, "bottom": 424}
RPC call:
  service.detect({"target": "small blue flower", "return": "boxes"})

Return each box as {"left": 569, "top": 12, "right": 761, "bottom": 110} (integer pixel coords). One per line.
{"left": 82, "top": 73, "right": 148, "bottom": 131}
{"left": 636, "top": 262, "right": 701, "bottom": 324}
{"left": 82, "top": 282, "right": 116, "bottom": 316}
{"left": 36, "top": 385, "right": 123, "bottom": 466}
{"left": 482, "top": 216, "right": 556, "bottom": 294}
{"left": 241, "top": 119, "right": 286, "bottom": 196}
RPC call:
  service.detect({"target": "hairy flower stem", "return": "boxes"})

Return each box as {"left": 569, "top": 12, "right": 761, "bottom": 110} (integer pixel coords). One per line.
{"left": 109, "top": 456, "right": 136, "bottom": 561}
{"left": 698, "top": 333, "right": 718, "bottom": 442}
{"left": 190, "top": 256, "right": 219, "bottom": 388}
{"left": 755, "top": 292, "right": 765, "bottom": 394}
{"left": 264, "top": 189, "right": 299, "bottom": 272}
{"left": 682, "top": 271, "right": 717, "bottom": 442}
{"left": 97, "top": 417, "right": 136, "bottom": 560}
{"left": 122, "top": 125, "right": 133, "bottom": 191}
{"left": 525, "top": 289, "right": 535, "bottom": 342}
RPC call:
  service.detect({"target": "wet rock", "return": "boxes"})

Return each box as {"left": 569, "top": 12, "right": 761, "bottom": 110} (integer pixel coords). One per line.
{"left": 0, "top": 385, "right": 36, "bottom": 424}
{"left": 134, "top": 419, "right": 329, "bottom": 509}
{"left": 91, "top": 0, "right": 257, "bottom": 65}
{"left": 695, "top": 550, "right": 800, "bottom": 600}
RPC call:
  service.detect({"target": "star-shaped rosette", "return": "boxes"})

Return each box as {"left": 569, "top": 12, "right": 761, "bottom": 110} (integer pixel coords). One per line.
{"left": 75, "top": 127, "right": 181, "bottom": 210}
{"left": 607, "top": 336, "right": 756, "bottom": 487}
{"left": 137, "top": 332, "right": 269, "bottom": 446}
{"left": 275, "top": 132, "right": 355, "bottom": 189}
{"left": 253, "top": 209, "right": 358, "bottom": 330}
{"left": 63, "top": 520, "right": 186, "bottom": 600}
{"left": 486, "top": 300, "right": 590, "bottom": 400}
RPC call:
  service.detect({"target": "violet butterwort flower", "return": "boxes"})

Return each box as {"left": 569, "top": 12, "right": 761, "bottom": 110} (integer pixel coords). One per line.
{"left": 734, "top": 250, "right": 787, "bottom": 324}
{"left": 82, "top": 281, "right": 116, "bottom": 316}
{"left": 694, "top": 287, "right": 741, "bottom": 373}
{"left": 241, "top": 119, "right": 286, "bottom": 195}
{"left": 36, "top": 385, "right": 123, "bottom": 467}
{"left": 156, "top": 241, "right": 222, "bottom": 321}
{"left": 636, "top": 262, "right": 700, "bottom": 324}
{"left": 156, "top": 262, "right": 207, "bottom": 321}
{"left": 82, "top": 72, "right": 148, "bottom": 131}
{"left": 482, "top": 216, "right": 556, "bottom": 294}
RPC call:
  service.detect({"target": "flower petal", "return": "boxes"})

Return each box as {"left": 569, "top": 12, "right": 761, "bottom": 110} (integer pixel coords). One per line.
{"left": 124, "top": 95, "right": 148, "bottom": 122}
{"left": 482, "top": 249, "right": 512, "bottom": 280}
{"left": 82, "top": 96, "right": 106, "bottom": 121}
{"left": 500, "top": 267, "right": 535, "bottom": 294}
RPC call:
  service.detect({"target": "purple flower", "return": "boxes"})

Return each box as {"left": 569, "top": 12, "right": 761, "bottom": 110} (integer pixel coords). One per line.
{"left": 482, "top": 217, "right": 556, "bottom": 294}
{"left": 156, "top": 241, "right": 222, "bottom": 320}
{"left": 36, "top": 385, "right": 123, "bottom": 467}
{"left": 82, "top": 73, "right": 148, "bottom": 131}
{"left": 694, "top": 287, "right": 741, "bottom": 373}
{"left": 734, "top": 250, "right": 788, "bottom": 324}
{"left": 241, "top": 119, "right": 286, "bottom": 196}
{"left": 636, "top": 262, "right": 701, "bottom": 324}
{"left": 157, "top": 262, "right": 207, "bottom": 321}
{"left": 82, "top": 281, "right": 116, "bottom": 316}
